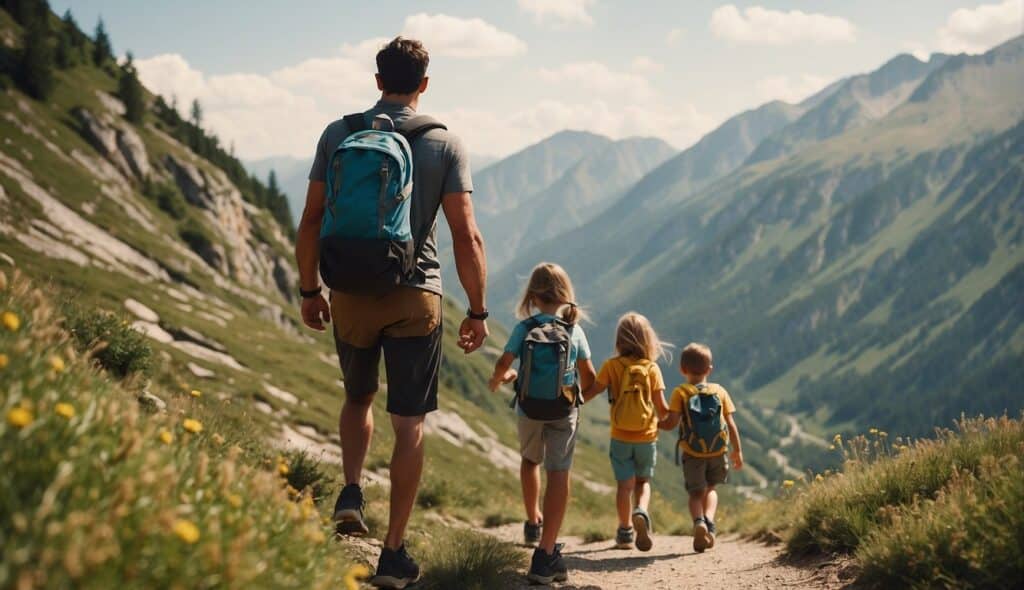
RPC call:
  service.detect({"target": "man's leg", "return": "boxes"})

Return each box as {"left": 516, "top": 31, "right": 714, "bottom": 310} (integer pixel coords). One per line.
{"left": 384, "top": 413, "right": 426, "bottom": 550}
{"left": 688, "top": 490, "right": 705, "bottom": 521}
{"left": 539, "top": 470, "right": 571, "bottom": 553}
{"left": 703, "top": 485, "right": 719, "bottom": 523}
{"left": 339, "top": 396, "right": 374, "bottom": 485}
{"left": 522, "top": 458, "right": 543, "bottom": 524}
{"left": 616, "top": 478, "right": 635, "bottom": 528}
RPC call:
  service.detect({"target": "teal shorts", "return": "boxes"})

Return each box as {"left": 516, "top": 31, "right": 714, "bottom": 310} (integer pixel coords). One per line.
{"left": 609, "top": 439, "right": 657, "bottom": 481}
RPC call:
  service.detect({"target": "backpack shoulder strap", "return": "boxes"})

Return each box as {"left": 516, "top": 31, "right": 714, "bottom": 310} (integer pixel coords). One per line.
{"left": 398, "top": 115, "right": 446, "bottom": 144}
{"left": 343, "top": 112, "right": 368, "bottom": 135}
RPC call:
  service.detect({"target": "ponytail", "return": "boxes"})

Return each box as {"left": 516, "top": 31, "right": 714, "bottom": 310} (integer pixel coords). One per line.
{"left": 561, "top": 302, "right": 579, "bottom": 325}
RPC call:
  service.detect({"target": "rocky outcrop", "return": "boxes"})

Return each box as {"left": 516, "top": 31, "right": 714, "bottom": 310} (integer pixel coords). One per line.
{"left": 73, "top": 107, "right": 150, "bottom": 182}
{"left": 164, "top": 154, "right": 211, "bottom": 208}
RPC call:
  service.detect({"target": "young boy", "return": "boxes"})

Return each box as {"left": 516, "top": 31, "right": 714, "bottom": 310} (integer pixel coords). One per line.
{"left": 658, "top": 343, "right": 743, "bottom": 553}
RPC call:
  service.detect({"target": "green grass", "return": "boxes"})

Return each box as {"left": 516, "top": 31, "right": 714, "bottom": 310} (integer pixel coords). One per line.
{"left": 417, "top": 529, "right": 525, "bottom": 590}
{"left": 736, "top": 415, "right": 1024, "bottom": 587}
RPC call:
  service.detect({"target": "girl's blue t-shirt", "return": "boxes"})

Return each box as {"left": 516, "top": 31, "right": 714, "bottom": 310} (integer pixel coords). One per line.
{"left": 503, "top": 313, "right": 591, "bottom": 385}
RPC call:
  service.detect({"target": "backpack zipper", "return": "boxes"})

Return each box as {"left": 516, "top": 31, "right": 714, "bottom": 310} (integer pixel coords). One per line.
{"left": 378, "top": 159, "right": 390, "bottom": 237}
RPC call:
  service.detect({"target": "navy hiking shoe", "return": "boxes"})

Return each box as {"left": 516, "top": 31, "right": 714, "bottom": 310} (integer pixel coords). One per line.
{"left": 614, "top": 526, "right": 634, "bottom": 549}
{"left": 523, "top": 519, "right": 542, "bottom": 546}
{"left": 371, "top": 544, "right": 421, "bottom": 589}
{"left": 693, "top": 517, "right": 710, "bottom": 553}
{"left": 632, "top": 508, "right": 653, "bottom": 552}
{"left": 333, "top": 483, "right": 369, "bottom": 536}
{"left": 527, "top": 546, "right": 568, "bottom": 585}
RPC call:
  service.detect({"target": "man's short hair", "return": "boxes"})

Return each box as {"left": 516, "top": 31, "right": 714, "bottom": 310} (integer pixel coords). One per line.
{"left": 376, "top": 37, "right": 429, "bottom": 94}
{"left": 680, "top": 342, "right": 713, "bottom": 375}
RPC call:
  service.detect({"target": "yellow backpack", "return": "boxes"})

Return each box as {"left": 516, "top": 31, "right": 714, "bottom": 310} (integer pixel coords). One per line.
{"left": 610, "top": 359, "right": 656, "bottom": 432}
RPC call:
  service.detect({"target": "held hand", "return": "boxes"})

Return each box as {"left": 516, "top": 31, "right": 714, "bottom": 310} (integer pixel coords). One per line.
{"left": 458, "top": 317, "right": 488, "bottom": 354}
{"left": 489, "top": 369, "right": 517, "bottom": 392}
{"left": 300, "top": 294, "right": 331, "bottom": 331}
{"left": 731, "top": 450, "right": 744, "bottom": 470}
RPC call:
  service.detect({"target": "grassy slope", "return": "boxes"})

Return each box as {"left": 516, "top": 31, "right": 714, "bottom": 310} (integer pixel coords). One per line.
{"left": 0, "top": 10, "right": 687, "bottom": 564}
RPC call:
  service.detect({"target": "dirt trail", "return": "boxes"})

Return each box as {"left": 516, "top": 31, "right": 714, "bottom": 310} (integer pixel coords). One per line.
{"left": 489, "top": 525, "right": 837, "bottom": 590}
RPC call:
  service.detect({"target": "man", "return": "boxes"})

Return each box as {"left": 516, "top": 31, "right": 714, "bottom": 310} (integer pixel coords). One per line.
{"left": 295, "top": 37, "right": 488, "bottom": 589}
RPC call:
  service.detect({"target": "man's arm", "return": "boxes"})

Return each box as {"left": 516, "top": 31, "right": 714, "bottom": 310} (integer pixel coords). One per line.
{"left": 658, "top": 411, "right": 682, "bottom": 431}
{"left": 581, "top": 378, "right": 607, "bottom": 403}
{"left": 295, "top": 180, "right": 331, "bottom": 331}
{"left": 725, "top": 413, "right": 743, "bottom": 469}
{"left": 442, "top": 191, "right": 488, "bottom": 353}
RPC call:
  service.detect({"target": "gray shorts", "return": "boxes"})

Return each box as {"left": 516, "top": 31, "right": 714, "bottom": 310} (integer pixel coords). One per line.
{"left": 682, "top": 453, "right": 728, "bottom": 492}
{"left": 517, "top": 408, "right": 579, "bottom": 472}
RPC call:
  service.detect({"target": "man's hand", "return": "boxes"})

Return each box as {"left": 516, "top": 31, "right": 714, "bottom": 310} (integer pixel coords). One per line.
{"left": 489, "top": 368, "right": 517, "bottom": 392}
{"left": 458, "top": 317, "right": 488, "bottom": 353}
{"left": 730, "top": 450, "right": 744, "bottom": 470}
{"left": 301, "top": 294, "right": 331, "bottom": 331}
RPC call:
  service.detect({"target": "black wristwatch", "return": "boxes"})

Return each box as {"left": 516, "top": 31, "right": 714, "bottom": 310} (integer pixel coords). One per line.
{"left": 299, "top": 286, "right": 322, "bottom": 299}
{"left": 466, "top": 307, "right": 489, "bottom": 320}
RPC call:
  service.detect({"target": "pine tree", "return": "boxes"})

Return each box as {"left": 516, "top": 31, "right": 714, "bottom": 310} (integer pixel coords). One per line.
{"left": 18, "top": 20, "right": 55, "bottom": 100}
{"left": 268, "top": 170, "right": 280, "bottom": 196}
{"left": 118, "top": 52, "right": 145, "bottom": 123}
{"left": 92, "top": 18, "right": 112, "bottom": 66}
{"left": 190, "top": 98, "right": 202, "bottom": 128}
{"left": 55, "top": 27, "right": 73, "bottom": 69}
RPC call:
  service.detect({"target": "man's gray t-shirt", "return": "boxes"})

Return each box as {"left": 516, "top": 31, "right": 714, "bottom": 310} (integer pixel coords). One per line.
{"left": 309, "top": 100, "right": 473, "bottom": 296}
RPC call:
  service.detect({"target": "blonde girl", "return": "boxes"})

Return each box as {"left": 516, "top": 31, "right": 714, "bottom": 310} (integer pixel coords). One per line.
{"left": 488, "top": 262, "right": 595, "bottom": 584}
{"left": 582, "top": 312, "right": 670, "bottom": 552}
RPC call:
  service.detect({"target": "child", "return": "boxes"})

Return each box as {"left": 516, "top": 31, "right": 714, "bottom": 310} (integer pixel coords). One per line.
{"left": 658, "top": 343, "right": 743, "bottom": 553}
{"left": 582, "top": 312, "right": 669, "bottom": 552}
{"left": 489, "top": 262, "right": 596, "bottom": 585}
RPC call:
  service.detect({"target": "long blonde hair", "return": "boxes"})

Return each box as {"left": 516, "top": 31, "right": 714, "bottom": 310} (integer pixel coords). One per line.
{"left": 516, "top": 262, "right": 586, "bottom": 324}
{"left": 615, "top": 312, "right": 671, "bottom": 362}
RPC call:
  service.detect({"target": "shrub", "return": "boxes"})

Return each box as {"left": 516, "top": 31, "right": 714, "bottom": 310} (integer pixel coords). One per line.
{"left": 178, "top": 219, "right": 222, "bottom": 269}
{"left": 483, "top": 513, "right": 519, "bottom": 528}
{"left": 582, "top": 528, "right": 611, "bottom": 544}
{"left": 62, "top": 303, "right": 152, "bottom": 378}
{"left": 284, "top": 450, "right": 336, "bottom": 504}
{"left": 420, "top": 530, "right": 525, "bottom": 590}
{"left": 144, "top": 180, "right": 188, "bottom": 220}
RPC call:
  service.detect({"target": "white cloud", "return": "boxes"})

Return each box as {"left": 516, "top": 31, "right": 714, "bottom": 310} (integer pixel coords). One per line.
{"left": 755, "top": 74, "right": 834, "bottom": 104}
{"left": 401, "top": 13, "right": 527, "bottom": 58}
{"left": 518, "top": 0, "right": 594, "bottom": 27}
{"left": 937, "top": 0, "right": 1023, "bottom": 54}
{"left": 666, "top": 27, "right": 686, "bottom": 47}
{"left": 539, "top": 61, "right": 654, "bottom": 101}
{"left": 710, "top": 4, "right": 857, "bottom": 45}
{"left": 631, "top": 56, "right": 664, "bottom": 74}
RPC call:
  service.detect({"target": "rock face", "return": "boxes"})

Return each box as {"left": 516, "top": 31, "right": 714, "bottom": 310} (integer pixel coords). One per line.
{"left": 73, "top": 107, "right": 150, "bottom": 182}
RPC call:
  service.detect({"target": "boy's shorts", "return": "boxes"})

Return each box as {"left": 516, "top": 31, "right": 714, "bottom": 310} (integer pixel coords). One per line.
{"left": 330, "top": 287, "right": 442, "bottom": 417}
{"left": 682, "top": 453, "right": 729, "bottom": 492}
{"left": 518, "top": 408, "right": 579, "bottom": 471}
{"left": 609, "top": 439, "right": 657, "bottom": 481}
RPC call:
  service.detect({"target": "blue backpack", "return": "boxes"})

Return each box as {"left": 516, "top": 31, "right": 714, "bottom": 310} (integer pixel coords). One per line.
{"left": 319, "top": 112, "right": 446, "bottom": 295}
{"left": 676, "top": 383, "right": 729, "bottom": 463}
{"left": 512, "top": 317, "right": 580, "bottom": 420}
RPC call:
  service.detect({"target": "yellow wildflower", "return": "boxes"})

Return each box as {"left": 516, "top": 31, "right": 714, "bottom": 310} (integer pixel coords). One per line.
{"left": 49, "top": 355, "right": 65, "bottom": 373}
{"left": 305, "top": 527, "right": 327, "bottom": 544}
{"left": 54, "top": 402, "right": 75, "bottom": 419}
{"left": 343, "top": 564, "right": 371, "bottom": 590}
{"left": 171, "top": 519, "right": 200, "bottom": 544}
{"left": 815, "top": 474, "right": 824, "bottom": 482}
{"left": 159, "top": 430, "right": 174, "bottom": 445}
{"left": 6, "top": 407, "right": 32, "bottom": 428}
{"left": 226, "top": 493, "right": 243, "bottom": 508}
{"left": 182, "top": 418, "right": 203, "bottom": 434}
{"left": 190, "top": 389, "right": 202, "bottom": 398}
{"left": 0, "top": 353, "right": 8, "bottom": 369}
{"left": 832, "top": 434, "right": 842, "bottom": 444}
{"left": 829, "top": 444, "right": 836, "bottom": 451}
{"left": 782, "top": 480, "right": 795, "bottom": 489}
{"left": 2, "top": 311, "right": 20, "bottom": 332}
{"left": 277, "top": 462, "right": 290, "bottom": 477}
{"left": 211, "top": 433, "right": 225, "bottom": 445}
{"left": 869, "top": 428, "right": 879, "bottom": 435}
{"left": 878, "top": 431, "right": 888, "bottom": 438}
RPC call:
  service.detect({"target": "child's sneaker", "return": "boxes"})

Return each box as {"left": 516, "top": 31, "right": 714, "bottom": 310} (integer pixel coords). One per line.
{"left": 614, "top": 526, "right": 634, "bottom": 549}
{"left": 632, "top": 508, "right": 653, "bottom": 552}
{"left": 371, "top": 544, "right": 421, "bottom": 589}
{"left": 693, "top": 517, "right": 710, "bottom": 553}
{"left": 523, "top": 519, "right": 542, "bottom": 546}
{"left": 527, "top": 546, "right": 568, "bottom": 584}
{"left": 705, "top": 517, "right": 717, "bottom": 549}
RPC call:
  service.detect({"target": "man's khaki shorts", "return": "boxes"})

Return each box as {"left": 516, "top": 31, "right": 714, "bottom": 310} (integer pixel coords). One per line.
{"left": 330, "top": 287, "right": 442, "bottom": 416}
{"left": 682, "top": 453, "right": 729, "bottom": 492}
{"left": 517, "top": 408, "right": 579, "bottom": 472}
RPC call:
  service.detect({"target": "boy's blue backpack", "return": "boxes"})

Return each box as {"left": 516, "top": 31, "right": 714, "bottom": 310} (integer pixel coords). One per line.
{"left": 512, "top": 317, "right": 579, "bottom": 421}
{"left": 675, "top": 383, "right": 729, "bottom": 463}
{"left": 319, "top": 112, "right": 445, "bottom": 295}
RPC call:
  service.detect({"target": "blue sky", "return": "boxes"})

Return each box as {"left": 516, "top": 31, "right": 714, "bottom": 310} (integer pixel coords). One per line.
{"left": 52, "top": 1, "right": 1024, "bottom": 160}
